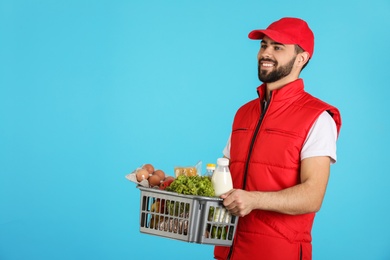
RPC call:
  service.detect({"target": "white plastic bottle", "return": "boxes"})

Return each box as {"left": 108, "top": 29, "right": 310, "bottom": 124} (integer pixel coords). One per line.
{"left": 211, "top": 158, "right": 233, "bottom": 197}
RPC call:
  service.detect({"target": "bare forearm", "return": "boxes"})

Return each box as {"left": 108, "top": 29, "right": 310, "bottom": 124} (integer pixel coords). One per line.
{"left": 222, "top": 157, "right": 331, "bottom": 217}
{"left": 251, "top": 183, "right": 323, "bottom": 215}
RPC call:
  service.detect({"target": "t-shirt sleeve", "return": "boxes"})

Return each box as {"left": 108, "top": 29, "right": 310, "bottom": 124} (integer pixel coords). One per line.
{"left": 222, "top": 133, "right": 231, "bottom": 159}
{"left": 301, "top": 111, "right": 338, "bottom": 164}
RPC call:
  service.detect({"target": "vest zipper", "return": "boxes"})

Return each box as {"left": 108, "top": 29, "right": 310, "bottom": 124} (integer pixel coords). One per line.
{"left": 226, "top": 91, "right": 271, "bottom": 260}
{"left": 300, "top": 243, "right": 302, "bottom": 260}
{"left": 242, "top": 92, "right": 271, "bottom": 189}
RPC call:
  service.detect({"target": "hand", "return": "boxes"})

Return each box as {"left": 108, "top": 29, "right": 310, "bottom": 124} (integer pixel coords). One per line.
{"left": 221, "top": 189, "right": 256, "bottom": 217}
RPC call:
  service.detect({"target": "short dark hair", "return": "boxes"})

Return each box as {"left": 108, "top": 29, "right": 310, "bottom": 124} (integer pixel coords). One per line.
{"left": 295, "top": 45, "right": 309, "bottom": 70}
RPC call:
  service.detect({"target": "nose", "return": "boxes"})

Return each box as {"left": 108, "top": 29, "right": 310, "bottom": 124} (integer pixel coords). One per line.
{"left": 258, "top": 46, "right": 272, "bottom": 60}
{"left": 260, "top": 46, "right": 272, "bottom": 58}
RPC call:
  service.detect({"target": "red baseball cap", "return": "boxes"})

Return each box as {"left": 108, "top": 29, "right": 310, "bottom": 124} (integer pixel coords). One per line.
{"left": 248, "top": 17, "right": 314, "bottom": 58}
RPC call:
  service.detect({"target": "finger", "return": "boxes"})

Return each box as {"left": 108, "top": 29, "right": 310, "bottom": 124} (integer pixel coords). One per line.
{"left": 221, "top": 189, "right": 235, "bottom": 199}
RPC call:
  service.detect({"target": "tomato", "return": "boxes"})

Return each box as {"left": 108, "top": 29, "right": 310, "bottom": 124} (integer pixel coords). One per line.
{"left": 159, "top": 177, "right": 174, "bottom": 190}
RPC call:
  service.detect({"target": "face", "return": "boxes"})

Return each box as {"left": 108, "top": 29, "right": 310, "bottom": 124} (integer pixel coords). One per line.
{"left": 257, "top": 36, "right": 298, "bottom": 83}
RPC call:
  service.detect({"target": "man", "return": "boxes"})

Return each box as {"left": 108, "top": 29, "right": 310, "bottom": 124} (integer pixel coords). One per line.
{"left": 214, "top": 17, "right": 342, "bottom": 260}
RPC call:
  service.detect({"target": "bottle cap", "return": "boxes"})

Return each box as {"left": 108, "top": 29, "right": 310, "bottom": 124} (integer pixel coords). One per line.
{"left": 217, "top": 158, "right": 229, "bottom": 166}
{"left": 206, "top": 163, "right": 216, "bottom": 169}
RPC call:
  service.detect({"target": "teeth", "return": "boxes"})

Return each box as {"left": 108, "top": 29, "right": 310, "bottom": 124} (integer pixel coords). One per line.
{"left": 262, "top": 63, "right": 274, "bottom": 67}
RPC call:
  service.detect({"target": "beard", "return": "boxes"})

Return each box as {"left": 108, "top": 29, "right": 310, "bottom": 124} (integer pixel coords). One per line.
{"left": 258, "top": 55, "right": 296, "bottom": 83}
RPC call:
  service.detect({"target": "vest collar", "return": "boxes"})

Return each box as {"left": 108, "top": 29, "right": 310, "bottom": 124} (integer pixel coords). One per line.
{"left": 257, "top": 78, "right": 305, "bottom": 102}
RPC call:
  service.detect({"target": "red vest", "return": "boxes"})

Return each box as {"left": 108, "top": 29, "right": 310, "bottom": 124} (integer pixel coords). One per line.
{"left": 214, "top": 79, "right": 341, "bottom": 260}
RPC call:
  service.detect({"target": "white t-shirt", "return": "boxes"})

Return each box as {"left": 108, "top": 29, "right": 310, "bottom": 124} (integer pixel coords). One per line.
{"left": 223, "top": 111, "right": 338, "bottom": 164}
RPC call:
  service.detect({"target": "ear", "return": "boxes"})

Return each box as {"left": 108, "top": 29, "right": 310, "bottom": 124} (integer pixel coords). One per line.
{"left": 297, "top": 52, "right": 310, "bottom": 67}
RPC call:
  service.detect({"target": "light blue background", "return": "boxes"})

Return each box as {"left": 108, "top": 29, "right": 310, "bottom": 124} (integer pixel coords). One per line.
{"left": 1, "top": 0, "right": 389, "bottom": 259}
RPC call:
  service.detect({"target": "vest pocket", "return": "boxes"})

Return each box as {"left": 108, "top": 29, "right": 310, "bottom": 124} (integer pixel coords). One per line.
{"left": 261, "top": 128, "right": 303, "bottom": 166}
{"left": 232, "top": 127, "right": 249, "bottom": 132}
{"left": 265, "top": 128, "right": 301, "bottom": 138}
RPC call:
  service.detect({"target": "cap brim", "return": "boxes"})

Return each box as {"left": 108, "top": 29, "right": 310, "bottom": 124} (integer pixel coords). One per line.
{"left": 248, "top": 30, "right": 266, "bottom": 39}
{"left": 248, "top": 29, "right": 295, "bottom": 44}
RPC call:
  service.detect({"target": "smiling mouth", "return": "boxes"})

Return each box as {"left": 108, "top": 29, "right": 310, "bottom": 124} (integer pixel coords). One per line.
{"left": 261, "top": 62, "right": 274, "bottom": 68}
{"left": 259, "top": 59, "right": 276, "bottom": 69}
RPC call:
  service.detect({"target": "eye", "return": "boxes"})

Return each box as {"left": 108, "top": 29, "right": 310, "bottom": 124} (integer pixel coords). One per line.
{"left": 274, "top": 45, "right": 284, "bottom": 51}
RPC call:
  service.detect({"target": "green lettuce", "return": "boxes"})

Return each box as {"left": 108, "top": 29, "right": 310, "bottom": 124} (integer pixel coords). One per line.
{"left": 166, "top": 175, "right": 215, "bottom": 197}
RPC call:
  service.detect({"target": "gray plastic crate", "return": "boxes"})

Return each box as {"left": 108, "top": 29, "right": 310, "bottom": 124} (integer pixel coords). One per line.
{"left": 138, "top": 186, "right": 238, "bottom": 246}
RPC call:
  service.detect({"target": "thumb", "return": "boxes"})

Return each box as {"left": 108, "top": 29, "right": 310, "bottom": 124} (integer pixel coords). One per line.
{"left": 220, "top": 189, "right": 235, "bottom": 199}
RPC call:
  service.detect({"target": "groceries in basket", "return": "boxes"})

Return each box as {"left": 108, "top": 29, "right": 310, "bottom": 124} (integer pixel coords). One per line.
{"left": 126, "top": 161, "right": 202, "bottom": 189}
{"left": 148, "top": 198, "right": 190, "bottom": 234}
{"left": 138, "top": 185, "right": 238, "bottom": 245}
{"left": 166, "top": 175, "right": 215, "bottom": 197}
{"left": 126, "top": 160, "right": 238, "bottom": 246}
{"left": 126, "top": 163, "right": 175, "bottom": 189}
